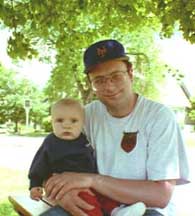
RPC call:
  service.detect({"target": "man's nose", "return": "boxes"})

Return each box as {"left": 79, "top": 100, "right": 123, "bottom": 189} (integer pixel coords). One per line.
{"left": 103, "top": 77, "right": 116, "bottom": 89}
{"left": 104, "top": 76, "right": 113, "bottom": 84}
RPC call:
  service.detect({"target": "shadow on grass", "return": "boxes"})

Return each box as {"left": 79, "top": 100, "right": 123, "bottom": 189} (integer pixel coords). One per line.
{"left": 8, "top": 131, "right": 49, "bottom": 137}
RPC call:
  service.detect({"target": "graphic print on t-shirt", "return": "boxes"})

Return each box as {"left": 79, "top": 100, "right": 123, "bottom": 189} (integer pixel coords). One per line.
{"left": 121, "top": 131, "right": 138, "bottom": 153}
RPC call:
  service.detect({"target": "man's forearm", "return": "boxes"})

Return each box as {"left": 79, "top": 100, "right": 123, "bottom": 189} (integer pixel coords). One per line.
{"left": 92, "top": 174, "right": 176, "bottom": 208}
{"left": 44, "top": 172, "right": 175, "bottom": 209}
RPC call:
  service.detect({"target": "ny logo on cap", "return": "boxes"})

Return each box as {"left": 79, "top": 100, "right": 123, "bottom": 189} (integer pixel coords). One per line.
{"left": 97, "top": 46, "right": 107, "bottom": 58}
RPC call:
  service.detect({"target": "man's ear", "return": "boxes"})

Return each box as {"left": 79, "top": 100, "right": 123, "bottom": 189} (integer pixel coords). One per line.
{"left": 127, "top": 68, "right": 133, "bottom": 81}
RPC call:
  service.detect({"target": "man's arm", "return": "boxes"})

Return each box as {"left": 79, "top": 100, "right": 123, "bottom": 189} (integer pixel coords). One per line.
{"left": 45, "top": 172, "right": 176, "bottom": 208}
{"left": 92, "top": 175, "right": 176, "bottom": 208}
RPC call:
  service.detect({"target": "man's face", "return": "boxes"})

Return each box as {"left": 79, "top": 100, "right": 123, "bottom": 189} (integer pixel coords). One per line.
{"left": 52, "top": 105, "right": 83, "bottom": 140}
{"left": 88, "top": 60, "right": 133, "bottom": 109}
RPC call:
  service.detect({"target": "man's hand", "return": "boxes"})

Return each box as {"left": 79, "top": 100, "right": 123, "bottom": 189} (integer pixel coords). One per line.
{"left": 58, "top": 189, "right": 95, "bottom": 216}
{"left": 45, "top": 172, "right": 96, "bottom": 200}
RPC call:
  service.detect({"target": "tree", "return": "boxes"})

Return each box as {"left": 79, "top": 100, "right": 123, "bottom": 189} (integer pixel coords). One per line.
{"left": 0, "top": 65, "right": 25, "bottom": 131}
{"left": 165, "top": 66, "right": 195, "bottom": 125}
{"left": 30, "top": 93, "right": 50, "bottom": 131}
{"left": 0, "top": 65, "right": 19, "bottom": 122}
{"left": 0, "top": 0, "right": 194, "bottom": 61}
{"left": 0, "top": 64, "right": 49, "bottom": 132}
{"left": 1, "top": 0, "right": 194, "bottom": 103}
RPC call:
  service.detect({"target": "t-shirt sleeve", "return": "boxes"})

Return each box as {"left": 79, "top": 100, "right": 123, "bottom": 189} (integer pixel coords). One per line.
{"left": 146, "top": 106, "right": 190, "bottom": 185}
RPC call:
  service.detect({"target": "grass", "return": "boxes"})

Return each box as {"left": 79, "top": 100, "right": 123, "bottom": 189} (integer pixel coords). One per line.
{"left": 0, "top": 202, "right": 18, "bottom": 216}
{"left": 9, "top": 131, "right": 49, "bottom": 137}
{"left": 0, "top": 167, "right": 29, "bottom": 215}
{"left": 0, "top": 167, "right": 28, "bottom": 201}
{"left": 18, "top": 132, "right": 49, "bottom": 137}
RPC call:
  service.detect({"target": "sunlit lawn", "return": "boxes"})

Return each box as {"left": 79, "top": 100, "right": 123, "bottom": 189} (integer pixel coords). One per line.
{"left": 0, "top": 167, "right": 28, "bottom": 200}
{"left": 0, "top": 167, "right": 28, "bottom": 216}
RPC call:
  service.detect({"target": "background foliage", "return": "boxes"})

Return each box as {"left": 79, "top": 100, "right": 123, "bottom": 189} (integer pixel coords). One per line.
{"left": 0, "top": 64, "right": 49, "bottom": 132}
{"left": 0, "top": 0, "right": 195, "bottom": 125}
{"left": 0, "top": 0, "right": 194, "bottom": 103}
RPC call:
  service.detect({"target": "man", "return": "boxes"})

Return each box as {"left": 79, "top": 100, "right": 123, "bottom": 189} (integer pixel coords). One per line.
{"left": 45, "top": 39, "right": 190, "bottom": 216}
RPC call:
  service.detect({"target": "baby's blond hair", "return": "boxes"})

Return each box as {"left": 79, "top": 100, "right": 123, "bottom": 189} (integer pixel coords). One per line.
{"left": 51, "top": 98, "right": 84, "bottom": 117}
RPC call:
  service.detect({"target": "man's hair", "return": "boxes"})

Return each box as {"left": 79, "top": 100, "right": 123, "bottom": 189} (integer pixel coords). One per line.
{"left": 51, "top": 98, "right": 84, "bottom": 116}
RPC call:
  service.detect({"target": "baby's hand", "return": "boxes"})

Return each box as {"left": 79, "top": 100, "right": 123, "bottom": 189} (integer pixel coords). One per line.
{"left": 30, "top": 187, "right": 43, "bottom": 201}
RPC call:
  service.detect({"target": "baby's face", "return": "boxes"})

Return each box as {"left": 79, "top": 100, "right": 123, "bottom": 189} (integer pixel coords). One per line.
{"left": 52, "top": 105, "right": 84, "bottom": 140}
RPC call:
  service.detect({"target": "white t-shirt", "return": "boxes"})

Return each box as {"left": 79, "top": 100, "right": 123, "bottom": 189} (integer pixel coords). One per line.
{"left": 84, "top": 95, "right": 190, "bottom": 216}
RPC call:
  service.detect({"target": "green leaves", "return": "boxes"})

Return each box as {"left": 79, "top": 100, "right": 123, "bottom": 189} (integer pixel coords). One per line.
{"left": 0, "top": 0, "right": 194, "bottom": 104}
{"left": 0, "top": 65, "right": 49, "bottom": 131}
{"left": 186, "top": 98, "right": 195, "bottom": 123}
{"left": 152, "top": 0, "right": 195, "bottom": 42}
{"left": 7, "top": 32, "right": 38, "bottom": 59}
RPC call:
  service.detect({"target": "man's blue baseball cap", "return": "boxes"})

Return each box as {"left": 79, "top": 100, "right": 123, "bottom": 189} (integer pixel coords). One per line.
{"left": 83, "top": 39, "right": 129, "bottom": 73}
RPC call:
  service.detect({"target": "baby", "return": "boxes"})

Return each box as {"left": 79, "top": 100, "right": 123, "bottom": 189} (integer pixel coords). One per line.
{"left": 28, "top": 98, "right": 145, "bottom": 216}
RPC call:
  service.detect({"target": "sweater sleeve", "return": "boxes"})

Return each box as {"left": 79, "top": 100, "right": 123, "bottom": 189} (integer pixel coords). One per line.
{"left": 28, "top": 139, "right": 51, "bottom": 189}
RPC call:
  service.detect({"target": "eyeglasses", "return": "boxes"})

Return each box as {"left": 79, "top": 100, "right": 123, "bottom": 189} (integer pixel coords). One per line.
{"left": 90, "top": 70, "right": 128, "bottom": 91}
